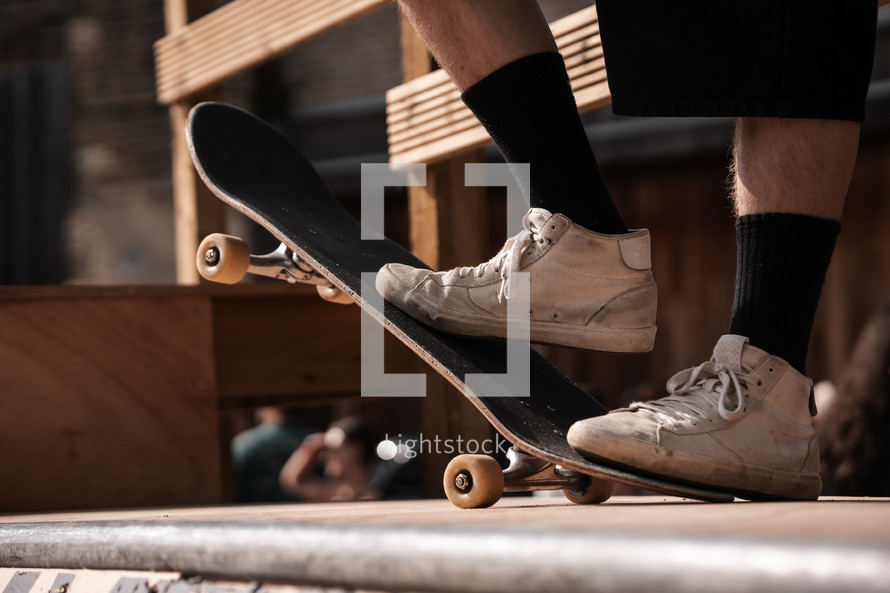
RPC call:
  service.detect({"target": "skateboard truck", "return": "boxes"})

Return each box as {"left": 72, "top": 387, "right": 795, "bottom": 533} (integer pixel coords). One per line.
{"left": 443, "top": 447, "right": 616, "bottom": 509}
{"left": 196, "top": 233, "right": 353, "bottom": 304}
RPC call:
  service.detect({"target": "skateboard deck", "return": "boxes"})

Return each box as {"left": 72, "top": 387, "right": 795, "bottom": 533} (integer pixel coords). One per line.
{"left": 186, "top": 102, "right": 733, "bottom": 506}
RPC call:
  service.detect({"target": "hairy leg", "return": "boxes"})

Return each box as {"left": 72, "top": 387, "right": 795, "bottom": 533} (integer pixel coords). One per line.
{"left": 729, "top": 117, "right": 860, "bottom": 373}
{"left": 731, "top": 117, "right": 859, "bottom": 219}
{"left": 398, "top": 0, "right": 556, "bottom": 90}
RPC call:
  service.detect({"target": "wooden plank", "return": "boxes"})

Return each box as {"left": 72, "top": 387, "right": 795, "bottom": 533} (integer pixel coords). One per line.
{"left": 0, "top": 291, "right": 221, "bottom": 512}
{"left": 164, "top": 0, "right": 223, "bottom": 285}
{"left": 0, "top": 282, "right": 306, "bottom": 302}
{"left": 0, "top": 283, "right": 368, "bottom": 406}
{"left": 389, "top": 114, "right": 480, "bottom": 156}
{"left": 387, "top": 5, "right": 607, "bottom": 164}
{"left": 212, "top": 292, "right": 364, "bottom": 403}
{"left": 170, "top": 99, "right": 225, "bottom": 285}
{"left": 154, "top": 0, "right": 389, "bottom": 104}
{"left": 388, "top": 105, "right": 474, "bottom": 149}
{"left": 386, "top": 68, "right": 453, "bottom": 105}
{"left": 390, "top": 125, "right": 493, "bottom": 167}
{"left": 5, "top": 497, "right": 889, "bottom": 541}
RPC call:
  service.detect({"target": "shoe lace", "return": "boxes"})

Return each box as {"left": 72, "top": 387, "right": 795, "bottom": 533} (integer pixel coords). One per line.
{"left": 452, "top": 213, "right": 540, "bottom": 303}
{"left": 631, "top": 360, "right": 755, "bottom": 424}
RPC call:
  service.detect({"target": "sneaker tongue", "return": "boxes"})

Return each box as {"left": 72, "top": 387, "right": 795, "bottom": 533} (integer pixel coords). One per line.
{"left": 524, "top": 208, "right": 554, "bottom": 234}
{"left": 712, "top": 334, "right": 749, "bottom": 372}
{"left": 712, "top": 334, "right": 769, "bottom": 372}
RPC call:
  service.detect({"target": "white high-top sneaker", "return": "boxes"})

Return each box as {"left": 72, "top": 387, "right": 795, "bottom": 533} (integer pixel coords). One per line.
{"left": 376, "top": 208, "right": 657, "bottom": 352}
{"left": 567, "top": 334, "right": 822, "bottom": 500}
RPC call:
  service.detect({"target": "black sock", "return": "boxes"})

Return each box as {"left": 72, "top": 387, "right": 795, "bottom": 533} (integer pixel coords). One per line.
{"left": 729, "top": 213, "right": 841, "bottom": 375}
{"left": 461, "top": 52, "right": 627, "bottom": 234}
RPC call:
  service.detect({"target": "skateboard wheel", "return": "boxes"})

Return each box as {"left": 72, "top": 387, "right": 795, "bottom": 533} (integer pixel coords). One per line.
{"left": 563, "top": 477, "right": 616, "bottom": 505}
{"left": 316, "top": 284, "right": 353, "bottom": 305}
{"left": 197, "top": 234, "right": 250, "bottom": 284}
{"left": 443, "top": 454, "right": 504, "bottom": 509}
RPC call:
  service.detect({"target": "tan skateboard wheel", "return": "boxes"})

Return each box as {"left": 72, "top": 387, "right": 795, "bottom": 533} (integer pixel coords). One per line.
{"left": 197, "top": 234, "right": 250, "bottom": 284}
{"left": 316, "top": 284, "right": 353, "bottom": 305}
{"left": 443, "top": 454, "right": 505, "bottom": 509}
{"left": 563, "top": 477, "right": 616, "bottom": 505}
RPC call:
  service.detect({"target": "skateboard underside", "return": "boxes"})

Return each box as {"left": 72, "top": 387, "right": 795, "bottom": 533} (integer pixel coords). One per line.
{"left": 187, "top": 102, "right": 734, "bottom": 505}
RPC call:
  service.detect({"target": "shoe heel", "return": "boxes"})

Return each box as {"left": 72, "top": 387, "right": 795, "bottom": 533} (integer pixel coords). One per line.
{"left": 590, "top": 280, "right": 657, "bottom": 333}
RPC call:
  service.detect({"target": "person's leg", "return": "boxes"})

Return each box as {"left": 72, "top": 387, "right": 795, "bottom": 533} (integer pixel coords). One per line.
{"left": 731, "top": 117, "right": 859, "bottom": 220}
{"left": 398, "top": 0, "right": 626, "bottom": 234}
{"left": 398, "top": 0, "right": 556, "bottom": 91}
{"left": 728, "top": 117, "right": 859, "bottom": 374}
{"left": 378, "top": 1, "right": 655, "bottom": 353}
{"left": 567, "top": 117, "right": 860, "bottom": 499}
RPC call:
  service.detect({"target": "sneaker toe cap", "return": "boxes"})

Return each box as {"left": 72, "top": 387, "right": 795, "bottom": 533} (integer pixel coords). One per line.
{"left": 377, "top": 263, "right": 428, "bottom": 298}
{"left": 567, "top": 416, "right": 615, "bottom": 453}
{"left": 568, "top": 411, "right": 657, "bottom": 456}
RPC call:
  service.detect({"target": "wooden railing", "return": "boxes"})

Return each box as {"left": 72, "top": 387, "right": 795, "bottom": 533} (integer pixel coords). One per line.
{"left": 155, "top": 0, "right": 389, "bottom": 104}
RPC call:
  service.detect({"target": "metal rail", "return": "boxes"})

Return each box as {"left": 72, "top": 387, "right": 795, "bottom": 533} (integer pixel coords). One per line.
{"left": 2, "top": 520, "right": 889, "bottom": 593}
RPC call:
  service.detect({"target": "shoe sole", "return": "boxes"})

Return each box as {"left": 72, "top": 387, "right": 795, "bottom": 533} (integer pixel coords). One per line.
{"left": 567, "top": 425, "right": 822, "bottom": 501}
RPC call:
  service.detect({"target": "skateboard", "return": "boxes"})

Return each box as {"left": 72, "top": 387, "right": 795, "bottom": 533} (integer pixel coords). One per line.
{"left": 187, "top": 102, "right": 734, "bottom": 507}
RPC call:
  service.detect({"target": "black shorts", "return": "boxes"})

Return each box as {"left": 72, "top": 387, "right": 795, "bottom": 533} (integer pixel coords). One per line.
{"left": 596, "top": 0, "right": 878, "bottom": 122}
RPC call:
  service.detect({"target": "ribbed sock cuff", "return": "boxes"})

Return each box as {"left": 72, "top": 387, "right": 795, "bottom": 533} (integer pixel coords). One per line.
{"left": 729, "top": 213, "right": 841, "bottom": 374}
{"left": 461, "top": 52, "right": 626, "bottom": 234}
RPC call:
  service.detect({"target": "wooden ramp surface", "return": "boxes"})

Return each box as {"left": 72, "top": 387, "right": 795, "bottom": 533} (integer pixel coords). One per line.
{"left": 2, "top": 497, "right": 889, "bottom": 593}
